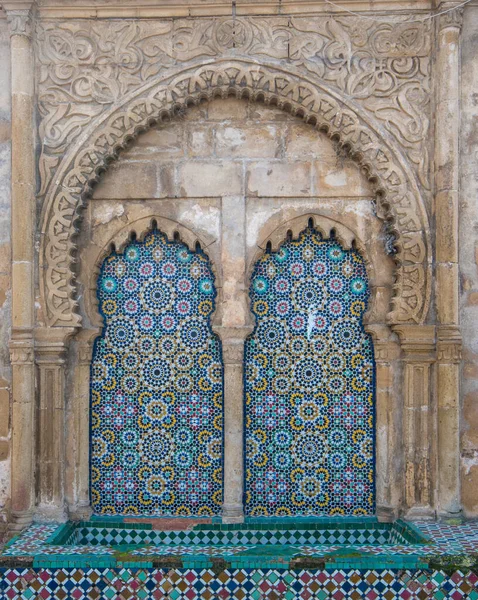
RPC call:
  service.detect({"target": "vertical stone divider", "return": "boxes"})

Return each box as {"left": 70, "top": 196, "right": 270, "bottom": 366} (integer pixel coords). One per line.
{"left": 435, "top": 2, "right": 463, "bottom": 517}
{"left": 393, "top": 325, "right": 436, "bottom": 517}
{"left": 4, "top": 0, "right": 36, "bottom": 534}
{"left": 366, "top": 325, "right": 401, "bottom": 522}
{"left": 66, "top": 329, "right": 98, "bottom": 520}
{"left": 35, "top": 327, "right": 76, "bottom": 520}
{"left": 212, "top": 196, "right": 253, "bottom": 523}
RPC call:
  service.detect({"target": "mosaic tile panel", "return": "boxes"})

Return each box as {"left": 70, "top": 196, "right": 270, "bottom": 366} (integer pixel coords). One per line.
{"left": 1, "top": 567, "right": 477, "bottom": 599}
{"left": 56, "top": 522, "right": 415, "bottom": 547}
{"left": 91, "top": 230, "right": 223, "bottom": 516}
{"left": 245, "top": 229, "right": 375, "bottom": 516}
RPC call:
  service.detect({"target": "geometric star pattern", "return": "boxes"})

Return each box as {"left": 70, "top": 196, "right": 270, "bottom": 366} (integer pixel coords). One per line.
{"left": 245, "top": 229, "right": 375, "bottom": 516}
{"left": 91, "top": 230, "right": 223, "bottom": 516}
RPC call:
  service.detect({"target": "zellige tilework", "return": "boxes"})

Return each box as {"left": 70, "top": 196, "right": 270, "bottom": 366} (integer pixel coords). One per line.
{"left": 91, "top": 230, "right": 224, "bottom": 517}
{"left": 245, "top": 229, "right": 375, "bottom": 516}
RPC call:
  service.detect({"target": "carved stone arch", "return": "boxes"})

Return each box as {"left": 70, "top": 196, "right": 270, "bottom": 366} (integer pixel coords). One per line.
{"left": 249, "top": 212, "right": 394, "bottom": 327}
{"left": 39, "top": 58, "right": 431, "bottom": 328}
{"left": 78, "top": 215, "right": 221, "bottom": 330}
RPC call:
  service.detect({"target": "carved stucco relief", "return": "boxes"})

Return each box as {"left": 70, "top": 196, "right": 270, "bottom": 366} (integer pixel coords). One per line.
{"left": 39, "top": 59, "right": 431, "bottom": 328}
{"left": 36, "top": 16, "right": 431, "bottom": 194}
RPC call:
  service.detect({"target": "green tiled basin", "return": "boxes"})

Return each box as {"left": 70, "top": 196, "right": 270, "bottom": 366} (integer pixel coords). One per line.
{"left": 50, "top": 518, "right": 427, "bottom": 548}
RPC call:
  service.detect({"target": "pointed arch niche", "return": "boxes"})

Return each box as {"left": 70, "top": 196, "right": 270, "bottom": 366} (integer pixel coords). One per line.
{"left": 27, "top": 62, "right": 436, "bottom": 527}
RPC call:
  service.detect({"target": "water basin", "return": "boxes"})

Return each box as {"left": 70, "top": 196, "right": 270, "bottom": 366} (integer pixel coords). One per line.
{"left": 49, "top": 518, "right": 427, "bottom": 548}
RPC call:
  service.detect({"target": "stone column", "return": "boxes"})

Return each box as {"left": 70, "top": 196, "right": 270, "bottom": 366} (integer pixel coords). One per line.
{"left": 435, "top": 2, "right": 463, "bottom": 517}
{"left": 213, "top": 326, "right": 252, "bottom": 523}
{"left": 213, "top": 195, "right": 253, "bottom": 523}
{"left": 66, "top": 329, "right": 98, "bottom": 520}
{"left": 35, "top": 328, "right": 76, "bottom": 520}
{"left": 366, "top": 325, "right": 401, "bottom": 522}
{"left": 4, "top": 0, "right": 36, "bottom": 533}
{"left": 393, "top": 325, "right": 436, "bottom": 518}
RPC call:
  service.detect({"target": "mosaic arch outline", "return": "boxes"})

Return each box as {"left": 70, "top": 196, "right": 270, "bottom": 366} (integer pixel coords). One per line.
{"left": 90, "top": 229, "right": 224, "bottom": 516}
{"left": 245, "top": 227, "right": 375, "bottom": 516}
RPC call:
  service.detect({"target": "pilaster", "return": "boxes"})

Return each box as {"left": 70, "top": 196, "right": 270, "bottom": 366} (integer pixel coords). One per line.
{"left": 4, "top": 0, "right": 37, "bottom": 534}
{"left": 393, "top": 325, "right": 436, "bottom": 518}
{"left": 66, "top": 329, "right": 99, "bottom": 520}
{"left": 35, "top": 327, "right": 76, "bottom": 521}
{"left": 434, "top": 0, "right": 463, "bottom": 516}
{"left": 366, "top": 324, "right": 401, "bottom": 522}
{"left": 213, "top": 195, "right": 253, "bottom": 522}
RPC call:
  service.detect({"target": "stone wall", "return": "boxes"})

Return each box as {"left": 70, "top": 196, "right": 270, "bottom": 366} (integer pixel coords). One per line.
{"left": 0, "top": 18, "right": 11, "bottom": 531}
{"left": 460, "top": 3, "right": 478, "bottom": 518}
{"left": 92, "top": 98, "right": 370, "bottom": 202}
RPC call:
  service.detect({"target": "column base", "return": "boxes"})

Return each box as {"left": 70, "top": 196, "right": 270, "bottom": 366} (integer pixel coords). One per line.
{"left": 222, "top": 503, "right": 244, "bottom": 524}
{"left": 69, "top": 504, "right": 93, "bottom": 521}
{"left": 404, "top": 505, "right": 435, "bottom": 520}
{"left": 376, "top": 505, "right": 397, "bottom": 523}
{"left": 7, "top": 509, "right": 34, "bottom": 536}
{"left": 437, "top": 508, "right": 463, "bottom": 522}
{"left": 35, "top": 504, "right": 68, "bottom": 523}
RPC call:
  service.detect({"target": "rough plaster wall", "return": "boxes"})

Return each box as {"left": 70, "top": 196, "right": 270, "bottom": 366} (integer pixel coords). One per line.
{"left": 0, "top": 19, "right": 12, "bottom": 522}
{"left": 460, "top": 5, "right": 478, "bottom": 518}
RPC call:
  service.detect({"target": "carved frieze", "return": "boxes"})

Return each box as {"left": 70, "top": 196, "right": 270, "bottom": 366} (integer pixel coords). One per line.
{"left": 36, "top": 15, "right": 432, "bottom": 194}
{"left": 39, "top": 60, "right": 431, "bottom": 327}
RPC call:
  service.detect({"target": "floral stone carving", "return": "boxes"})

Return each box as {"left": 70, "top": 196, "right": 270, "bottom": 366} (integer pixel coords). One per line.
{"left": 39, "top": 60, "right": 431, "bottom": 328}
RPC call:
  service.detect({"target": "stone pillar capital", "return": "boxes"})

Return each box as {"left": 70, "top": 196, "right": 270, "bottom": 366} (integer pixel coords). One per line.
{"left": 437, "top": 325, "right": 462, "bottom": 364}
{"left": 213, "top": 325, "right": 254, "bottom": 365}
{"left": 4, "top": 3, "right": 35, "bottom": 39}
{"left": 365, "top": 324, "right": 400, "bottom": 362}
{"left": 392, "top": 324, "right": 436, "bottom": 360}
{"left": 437, "top": 3, "right": 464, "bottom": 31}
{"left": 75, "top": 328, "right": 101, "bottom": 364}
{"left": 9, "top": 334, "right": 34, "bottom": 366}
{"left": 35, "top": 327, "right": 77, "bottom": 364}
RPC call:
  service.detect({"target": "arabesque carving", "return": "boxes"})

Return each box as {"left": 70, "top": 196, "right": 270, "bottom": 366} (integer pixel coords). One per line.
{"left": 39, "top": 59, "right": 431, "bottom": 328}
{"left": 36, "top": 15, "right": 431, "bottom": 193}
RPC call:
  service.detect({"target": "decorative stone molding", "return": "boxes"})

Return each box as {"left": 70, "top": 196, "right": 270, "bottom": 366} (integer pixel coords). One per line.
{"left": 438, "top": 5, "right": 464, "bottom": 31}
{"left": 8, "top": 340, "right": 34, "bottom": 365}
{"left": 35, "top": 16, "right": 431, "bottom": 194}
{"left": 255, "top": 214, "right": 358, "bottom": 254}
{"left": 437, "top": 326, "right": 462, "bottom": 364}
{"left": 5, "top": 8, "right": 33, "bottom": 38}
{"left": 39, "top": 59, "right": 431, "bottom": 329}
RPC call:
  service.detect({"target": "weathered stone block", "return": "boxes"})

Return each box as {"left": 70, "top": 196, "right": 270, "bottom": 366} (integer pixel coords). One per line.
{"left": 93, "top": 162, "right": 158, "bottom": 199}
{"left": 246, "top": 161, "right": 311, "bottom": 197}
{"left": 0, "top": 440, "right": 8, "bottom": 461}
{"left": 285, "top": 124, "right": 335, "bottom": 159}
{"left": 0, "top": 388, "right": 9, "bottom": 438}
{"left": 208, "top": 98, "right": 248, "bottom": 121}
{"left": 178, "top": 161, "right": 242, "bottom": 196}
{"left": 187, "top": 126, "right": 214, "bottom": 157}
{"left": 215, "top": 125, "right": 277, "bottom": 158}
{"left": 126, "top": 127, "right": 185, "bottom": 157}
{"left": 315, "top": 160, "right": 371, "bottom": 197}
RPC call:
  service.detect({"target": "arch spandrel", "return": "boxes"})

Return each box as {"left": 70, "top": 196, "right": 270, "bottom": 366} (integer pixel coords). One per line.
{"left": 78, "top": 215, "right": 221, "bottom": 330}
{"left": 39, "top": 58, "right": 431, "bottom": 328}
